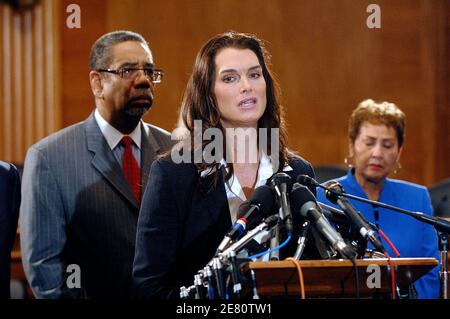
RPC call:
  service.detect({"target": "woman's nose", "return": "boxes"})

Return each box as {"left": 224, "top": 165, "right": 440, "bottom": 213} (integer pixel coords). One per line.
{"left": 371, "top": 143, "right": 384, "bottom": 157}
{"left": 240, "top": 77, "right": 252, "bottom": 93}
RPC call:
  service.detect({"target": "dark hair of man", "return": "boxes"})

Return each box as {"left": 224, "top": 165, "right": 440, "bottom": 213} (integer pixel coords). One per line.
{"left": 179, "top": 31, "right": 289, "bottom": 186}
{"left": 89, "top": 30, "right": 149, "bottom": 70}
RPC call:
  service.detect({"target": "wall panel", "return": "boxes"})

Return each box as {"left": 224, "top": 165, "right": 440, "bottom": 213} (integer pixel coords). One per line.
{"left": 1, "top": 0, "right": 448, "bottom": 186}
{"left": 0, "top": 0, "right": 60, "bottom": 164}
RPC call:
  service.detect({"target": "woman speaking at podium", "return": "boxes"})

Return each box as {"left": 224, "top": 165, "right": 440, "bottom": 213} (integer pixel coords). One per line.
{"left": 317, "top": 99, "right": 440, "bottom": 299}
{"left": 132, "top": 31, "right": 323, "bottom": 298}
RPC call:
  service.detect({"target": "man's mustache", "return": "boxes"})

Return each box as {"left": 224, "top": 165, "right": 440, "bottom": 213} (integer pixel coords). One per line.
{"left": 128, "top": 94, "right": 153, "bottom": 104}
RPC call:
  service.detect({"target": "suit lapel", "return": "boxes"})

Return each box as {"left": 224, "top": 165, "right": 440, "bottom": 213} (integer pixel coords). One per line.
{"left": 85, "top": 113, "right": 139, "bottom": 209}
{"left": 192, "top": 170, "right": 232, "bottom": 230}
{"left": 140, "top": 123, "right": 160, "bottom": 191}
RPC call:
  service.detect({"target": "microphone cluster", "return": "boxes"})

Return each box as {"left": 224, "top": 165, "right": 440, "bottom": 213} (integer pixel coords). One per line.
{"left": 180, "top": 173, "right": 389, "bottom": 299}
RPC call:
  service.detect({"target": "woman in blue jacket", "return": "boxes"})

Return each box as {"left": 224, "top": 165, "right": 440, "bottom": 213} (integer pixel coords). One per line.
{"left": 317, "top": 99, "right": 440, "bottom": 299}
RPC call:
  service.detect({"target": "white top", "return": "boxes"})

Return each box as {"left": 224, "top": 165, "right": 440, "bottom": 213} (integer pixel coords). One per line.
{"left": 200, "top": 153, "right": 293, "bottom": 222}
{"left": 200, "top": 153, "right": 294, "bottom": 260}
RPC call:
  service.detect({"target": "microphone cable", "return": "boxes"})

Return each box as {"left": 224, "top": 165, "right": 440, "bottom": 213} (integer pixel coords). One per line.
{"left": 369, "top": 223, "right": 399, "bottom": 299}
{"left": 377, "top": 229, "right": 401, "bottom": 257}
{"left": 248, "top": 234, "right": 292, "bottom": 260}
{"left": 285, "top": 257, "right": 306, "bottom": 299}
{"left": 351, "top": 258, "right": 360, "bottom": 299}
{"left": 385, "top": 253, "right": 397, "bottom": 299}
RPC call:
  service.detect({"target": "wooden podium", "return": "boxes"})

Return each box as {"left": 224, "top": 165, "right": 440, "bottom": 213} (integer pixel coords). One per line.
{"left": 247, "top": 258, "right": 438, "bottom": 298}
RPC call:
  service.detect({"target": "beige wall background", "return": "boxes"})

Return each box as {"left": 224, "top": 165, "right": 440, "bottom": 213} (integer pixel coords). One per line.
{"left": 1, "top": 0, "right": 449, "bottom": 186}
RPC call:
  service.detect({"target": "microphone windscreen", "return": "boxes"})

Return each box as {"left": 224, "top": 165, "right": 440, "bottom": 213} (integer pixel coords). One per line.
{"left": 239, "top": 185, "right": 275, "bottom": 229}
{"left": 237, "top": 201, "right": 251, "bottom": 219}
{"left": 324, "top": 180, "right": 343, "bottom": 204}
{"left": 269, "top": 172, "right": 293, "bottom": 193}
{"left": 290, "top": 183, "right": 316, "bottom": 212}
{"left": 296, "top": 174, "right": 318, "bottom": 188}
{"left": 249, "top": 184, "right": 274, "bottom": 213}
{"left": 324, "top": 180, "right": 344, "bottom": 192}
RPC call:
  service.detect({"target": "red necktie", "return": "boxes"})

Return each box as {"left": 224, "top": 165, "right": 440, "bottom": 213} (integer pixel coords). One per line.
{"left": 121, "top": 136, "right": 141, "bottom": 205}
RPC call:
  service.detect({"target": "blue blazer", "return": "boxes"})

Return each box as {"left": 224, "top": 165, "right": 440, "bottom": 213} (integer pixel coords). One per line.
{"left": 0, "top": 161, "right": 20, "bottom": 298}
{"left": 133, "top": 154, "right": 320, "bottom": 299}
{"left": 317, "top": 169, "right": 441, "bottom": 299}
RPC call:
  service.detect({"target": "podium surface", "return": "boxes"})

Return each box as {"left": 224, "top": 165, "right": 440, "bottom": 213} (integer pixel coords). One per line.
{"left": 248, "top": 258, "right": 438, "bottom": 298}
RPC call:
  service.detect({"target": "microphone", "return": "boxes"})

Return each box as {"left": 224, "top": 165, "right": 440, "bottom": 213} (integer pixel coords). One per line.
{"left": 324, "top": 181, "right": 386, "bottom": 253}
{"left": 216, "top": 185, "right": 274, "bottom": 253}
{"left": 300, "top": 174, "right": 450, "bottom": 235}
{"left": 212, "top": 257, "right": 226, "bottom": 299}
{"left": 270, "top": 172, "right": 293, "bottom": 235}
{"left": 194, "top": 273, "right": 205, "bottom": 299}
{"left": 293, "top": 220, "right": 310, "bottom": 260}
{"left": 297, "top": 174, "right": 320, "bottom": 188}
{"left": 226, "top": 250, "right": 242, "bottom": 298}
{"left": 297, "top": 174, "right": 386, "bottom": 252}
{"left": 290, "top": 183, "right": 356, "bottom": 259}
{"left": 180, "top": 286, "right": 189, "bottom": 299}
{"left": 319, "top": 202, "right": 380, "bottom": 231}
{"left": 319, "top": 202, "right": 351, "bottom": 225}
{"left": 203, "top": 266, "right": 215, "bottom": 299}
{"left": 220, "top": 214, "right": 280, "bottom": 260}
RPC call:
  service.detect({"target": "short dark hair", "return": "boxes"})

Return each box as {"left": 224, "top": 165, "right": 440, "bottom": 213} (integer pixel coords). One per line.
{"left": 89, "top": 30, "right": 150, "bottom": 70}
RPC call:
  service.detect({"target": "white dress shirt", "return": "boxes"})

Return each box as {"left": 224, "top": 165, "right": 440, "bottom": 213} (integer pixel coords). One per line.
{"left": 200, "top": 153, "right": 293, "bottom": 222}
{"left": 94, "top": 108, "right": 142, "bottom": 167}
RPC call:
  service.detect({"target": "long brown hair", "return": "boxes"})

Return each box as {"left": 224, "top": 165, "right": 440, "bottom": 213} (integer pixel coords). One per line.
{"left": 179, "top": 31, "right": 288, "bottom": 185}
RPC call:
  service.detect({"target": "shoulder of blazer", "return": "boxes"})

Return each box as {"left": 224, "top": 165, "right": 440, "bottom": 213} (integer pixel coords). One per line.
{"left": 0, "top": 161, "right": 20, "bottom": 214}
{"left": 0, "top": 161, "right": 19, "bottom": 184}
{"left": 154, "top": 155, "right": 197, "bottom": 179}
{"left": 386, "top": 178, "right": 428, "bottom": 193}
{"left": 30, "top": 121, "right": 86, "bottom": 152}
{"left": 144, "top": 123, "right": 171, "bottom": 138}
{"left": 142, "top": 122, "right": 175, "bottom": 150}
{"left": 0, "top": 161, "right": 13, "bottom": 176}
{"left": 287, "top": 152, "right": 315, "bottom": 177}
{"left": 149, "top": 157, "right": 199, "bottom": 206}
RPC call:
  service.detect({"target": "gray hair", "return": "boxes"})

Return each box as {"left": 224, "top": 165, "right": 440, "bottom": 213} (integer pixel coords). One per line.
{"left": 89, "top": 30, "right": 150, "bottom": 70}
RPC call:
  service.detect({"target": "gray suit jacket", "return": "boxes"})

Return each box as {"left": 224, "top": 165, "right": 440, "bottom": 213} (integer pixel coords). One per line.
{"left": 20, "top": 113, "right": 172, "bottom": 298}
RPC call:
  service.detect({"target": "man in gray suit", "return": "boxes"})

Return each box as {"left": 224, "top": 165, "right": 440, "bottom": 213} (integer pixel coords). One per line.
{"left": 20, "top": 31, "right": 172, "bottom": 298}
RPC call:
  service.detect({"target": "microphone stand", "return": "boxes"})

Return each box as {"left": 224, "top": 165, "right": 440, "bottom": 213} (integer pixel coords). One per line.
{"left": 227, "top": 250, "right": 242, "bottom": 299}
{"left": 212, "top": 257, "right": 226, "bottom": 299}
{"left": 188, "top": 215, "right": 280, "bottom": 301}
{"left": 203, "top": 265, "right": 215, "bottom": 299}
{"left": 220, "top": 215, "right": 280, "bottom": 261}
{"left": 438, "top": 231, "right": 448, "bottom": 299}
{"left": 293, "top": 220, "right": 310, "bottom": 260}
{"left": 269, "top": 218, "right": 281, "bottom": 260}
{"left": 321, "top": 185, "right": 450, "bottom": 299}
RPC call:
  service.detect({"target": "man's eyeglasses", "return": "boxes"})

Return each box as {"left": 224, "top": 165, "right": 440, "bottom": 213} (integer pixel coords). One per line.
{"left": 97, "top": 67, "right": 164, "bottom": 83}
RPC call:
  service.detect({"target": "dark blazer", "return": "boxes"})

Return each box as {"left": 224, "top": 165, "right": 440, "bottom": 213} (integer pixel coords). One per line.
{"left": 0, "top": 162, "right": 20, "bottom": 298}
{"left": 20, "top": 113, "right": 172, "bottom": 298}
{"left": 133, "top": 154, "right": 320, "bottom": 299}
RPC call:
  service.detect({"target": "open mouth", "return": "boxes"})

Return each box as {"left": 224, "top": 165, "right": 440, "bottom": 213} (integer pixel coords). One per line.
{"left": 238, "top": 97, "right": 257, "bottom": 108}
